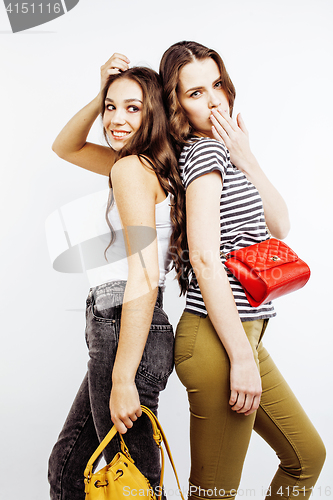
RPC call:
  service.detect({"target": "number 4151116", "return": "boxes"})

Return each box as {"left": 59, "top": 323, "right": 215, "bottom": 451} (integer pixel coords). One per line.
{"left": 6, "top": 3, "right": 62, "bottom": 14}
{"left": 277, "top": 486, "right": 331, "bottom": 496}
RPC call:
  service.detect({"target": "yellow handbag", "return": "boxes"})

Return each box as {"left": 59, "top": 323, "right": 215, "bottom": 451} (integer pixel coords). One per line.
{"left": 84, "top": 406, "right": 184, "bottom": 500}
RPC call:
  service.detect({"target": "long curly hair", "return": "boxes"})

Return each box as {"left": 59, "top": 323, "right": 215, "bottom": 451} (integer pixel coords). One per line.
{"left": 159, "top": 41, "right": 236, "bottom": 292}
{"left": 101, "top": 67, "right": 186, "bottom": 292}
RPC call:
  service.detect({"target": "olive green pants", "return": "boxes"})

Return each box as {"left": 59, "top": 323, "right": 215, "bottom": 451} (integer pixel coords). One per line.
{"left": 175, "top": 312, "right": 325, "bottom": 500}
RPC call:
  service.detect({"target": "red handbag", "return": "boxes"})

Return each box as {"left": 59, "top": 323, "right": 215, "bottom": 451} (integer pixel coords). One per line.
{"left": 224, "top": 238, "right": 311, "bottom": 307}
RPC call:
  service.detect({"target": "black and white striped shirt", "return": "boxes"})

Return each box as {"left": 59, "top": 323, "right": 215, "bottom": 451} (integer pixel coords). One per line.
{"left": 180, "top": 137, "right": 276, "bottom": 321}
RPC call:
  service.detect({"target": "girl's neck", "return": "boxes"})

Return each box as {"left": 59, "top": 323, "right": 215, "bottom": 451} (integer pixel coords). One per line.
{"left": 192, "top": 131, "right": 214, "bottom": 139}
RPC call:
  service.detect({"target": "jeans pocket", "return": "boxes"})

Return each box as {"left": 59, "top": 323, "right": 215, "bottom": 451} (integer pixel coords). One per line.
{"left": 137, "top": 320, "right": 174, "bottom": 385}
{"left": 85, "top": 294, "right": 118, "bottom": 360}
{"left": 90, "top": 293, "right": 118, "bottom": 323}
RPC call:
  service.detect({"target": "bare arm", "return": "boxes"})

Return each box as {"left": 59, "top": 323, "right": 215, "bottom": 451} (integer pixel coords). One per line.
{"left": 52, "top": 53, "right": 130, "bottom": 176}
{"left": 211, "top": 108, "right": 290, "bottom": 239}
{"left": 109, "top": 156, "right": 160, "bottom": 433}
{"left": 187, "top": 171, "right": 262, "bottom": 416}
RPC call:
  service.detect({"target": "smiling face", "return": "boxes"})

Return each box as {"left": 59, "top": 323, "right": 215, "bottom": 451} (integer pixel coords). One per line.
{"left": 177, "top": 57, "right": 230, "bottom": 138}
{"left": 102, "top": 78, "right": 143, "bottom": 151}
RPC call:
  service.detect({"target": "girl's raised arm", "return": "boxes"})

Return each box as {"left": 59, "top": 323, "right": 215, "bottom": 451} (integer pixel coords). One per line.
{"left": 186, "top": 171, "right": 262, "bottom": 416}
{"left": 52, "top": 53, "right": 130, "bottom": 176}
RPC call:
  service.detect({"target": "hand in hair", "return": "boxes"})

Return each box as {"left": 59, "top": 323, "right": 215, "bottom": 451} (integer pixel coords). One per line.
{"left": 100, "top": 53, "right": 130, "bottom": 90}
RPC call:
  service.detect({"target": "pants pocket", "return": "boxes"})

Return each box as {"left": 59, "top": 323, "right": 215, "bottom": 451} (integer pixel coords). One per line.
{"left": 137, "top": 318, "right": 174, "bottom": 385}
{"left": 174, "top": 311, "right": 201, "bottom": 366}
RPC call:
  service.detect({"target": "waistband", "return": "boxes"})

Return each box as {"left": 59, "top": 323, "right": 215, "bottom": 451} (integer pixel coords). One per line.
{"left": 88, "top": 280, "right": 163, "bottom": 309}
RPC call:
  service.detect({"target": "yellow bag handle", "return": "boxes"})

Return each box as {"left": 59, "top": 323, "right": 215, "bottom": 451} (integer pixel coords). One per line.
{"left": 84, "top": 406, "right": 184, "bottom": 500}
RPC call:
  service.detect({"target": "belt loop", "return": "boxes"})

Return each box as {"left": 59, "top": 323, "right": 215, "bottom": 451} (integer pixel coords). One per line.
{"left": 156, "top": 287, "right": 163, "bottom": 309}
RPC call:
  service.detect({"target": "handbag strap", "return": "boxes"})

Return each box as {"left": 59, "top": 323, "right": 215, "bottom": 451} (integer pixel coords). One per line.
{"left": 140, "top": 406, "right": 184, "bottom": 499}
{"left": 83, "top": 406, "right": 184, "bottom": 500}
{"left": 84, "top": 425, "right": 118, "bottom": 480}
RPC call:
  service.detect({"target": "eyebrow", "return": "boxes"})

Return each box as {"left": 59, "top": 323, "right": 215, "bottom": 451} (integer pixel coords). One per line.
{"left": 184, "top": 77, "right": 221, "bottom": 95}
{"left": 105, "top": 97, "right": 143, "bottom": 104}
{"left": 185, "top": 86, "right": 204, "bottom": 94}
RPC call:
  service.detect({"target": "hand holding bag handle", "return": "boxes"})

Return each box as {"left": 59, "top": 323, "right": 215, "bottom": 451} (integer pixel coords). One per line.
{"left": 84, "top": 406, "right": 185, "bottom": 500}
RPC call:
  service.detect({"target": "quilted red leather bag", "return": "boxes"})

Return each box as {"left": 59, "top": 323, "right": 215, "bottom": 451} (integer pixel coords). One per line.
{"left": 224, "top": 238, "right": 311, "bottom": 307}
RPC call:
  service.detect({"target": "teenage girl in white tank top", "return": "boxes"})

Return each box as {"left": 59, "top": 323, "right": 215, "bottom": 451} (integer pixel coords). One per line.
{"left": 48, "top": 54, "right": 185, "bottom": 500}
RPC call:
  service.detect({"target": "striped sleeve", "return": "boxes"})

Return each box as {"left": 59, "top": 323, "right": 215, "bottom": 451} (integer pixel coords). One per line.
{"left": 182, "top": 139, "right": 229, "bottom": 190}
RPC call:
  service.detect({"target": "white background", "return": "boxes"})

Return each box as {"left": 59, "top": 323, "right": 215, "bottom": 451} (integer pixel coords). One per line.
{"left": 0, "top": 0, "right": 332, "bottom": 498}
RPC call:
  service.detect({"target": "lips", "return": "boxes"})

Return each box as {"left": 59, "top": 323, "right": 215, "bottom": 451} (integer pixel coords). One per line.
{"left": 110, "top": 130, "right": 131, "bottom": 140}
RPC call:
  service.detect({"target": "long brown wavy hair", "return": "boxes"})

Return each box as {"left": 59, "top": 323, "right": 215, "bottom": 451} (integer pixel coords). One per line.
{"left": 159, "top": 41, "right": 236, "bottom": 292}
{"left": 101, "top": 67, "right": 186, "bottom": 289}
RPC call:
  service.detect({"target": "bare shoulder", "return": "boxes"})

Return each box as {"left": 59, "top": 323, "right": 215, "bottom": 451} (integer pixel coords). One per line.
{"left": 111, "top": 156, "right": 157, "bottom": 217}
{"left": 111, "top": 155, "right": 160, "bottom": 198}
{"left": 111, "top": 155, "right": 153, "bottom": 180}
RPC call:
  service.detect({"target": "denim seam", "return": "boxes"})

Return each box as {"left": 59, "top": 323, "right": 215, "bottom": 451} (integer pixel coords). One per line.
{"left": 90, "top": 315, "right": 116, "bottom": 324}
{"left": 149, "top": 324, "right": 173, "bottom": 331}
{"left": 57, "top": 411, "right": 92, "bottom": 500}
{"left": 137, "top": 366, "right": 174, "bottom": 384}
{"left": 154, "top": 305, "right": 168, "bottom": 319}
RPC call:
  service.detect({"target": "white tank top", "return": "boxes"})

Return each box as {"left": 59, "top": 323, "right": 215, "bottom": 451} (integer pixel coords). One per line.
{"left": 86, "top": 190, "right": 172, "bottom": 290}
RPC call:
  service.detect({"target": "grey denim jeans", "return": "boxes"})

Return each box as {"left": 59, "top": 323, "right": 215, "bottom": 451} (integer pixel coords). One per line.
{"left": 48, "top": 281, "right": 174, "bottom": 500}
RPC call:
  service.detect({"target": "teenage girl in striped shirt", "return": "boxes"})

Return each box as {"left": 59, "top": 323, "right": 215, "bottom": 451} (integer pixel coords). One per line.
{"left": 159, "top": 41, "right": 325, "bottom": 500}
